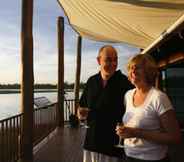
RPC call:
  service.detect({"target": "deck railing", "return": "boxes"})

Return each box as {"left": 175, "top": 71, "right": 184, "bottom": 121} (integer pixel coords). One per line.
{"left": 33, "top": 103, "right": 57, "bottom": 145}
{"left": 0, "top": 99, "right": 76, "bottom": 162}
{"left": 0, "top": 113, "right": 22, "bottom": 162}
{"left": 64, "top": 99, "right": 77, "bottom": 121}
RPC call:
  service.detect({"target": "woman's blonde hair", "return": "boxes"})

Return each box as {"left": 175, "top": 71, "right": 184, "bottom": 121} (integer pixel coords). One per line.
{"left": 127, "top": 54, "right": 158, "bottom": 86}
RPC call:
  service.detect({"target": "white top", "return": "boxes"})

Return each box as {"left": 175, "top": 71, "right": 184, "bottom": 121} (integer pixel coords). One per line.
{"left": 123, "top": 87, "right": 173, "bottom": 160}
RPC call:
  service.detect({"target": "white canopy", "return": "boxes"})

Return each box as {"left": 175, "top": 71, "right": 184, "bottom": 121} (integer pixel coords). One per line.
{"left": 58, "top": 0, "right": 184, "bottom": 49}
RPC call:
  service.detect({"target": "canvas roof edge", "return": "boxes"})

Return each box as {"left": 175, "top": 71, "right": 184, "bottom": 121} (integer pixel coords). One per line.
{"left": 141, "top": 14, "right": 184, "bottom": 55}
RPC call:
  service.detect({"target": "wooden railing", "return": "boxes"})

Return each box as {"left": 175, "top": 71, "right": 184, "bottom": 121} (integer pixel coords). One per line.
{"left": 0, "top": 113, "right": 22, "bottom": 162}
{"left": 33, "top": 103, "right": 57, "bottom": 145}
{"left": 0, "top": 99, "right": 76, "bottom": 162}
{"left": 64, "top": 99, "right": 76, "bottom": 121}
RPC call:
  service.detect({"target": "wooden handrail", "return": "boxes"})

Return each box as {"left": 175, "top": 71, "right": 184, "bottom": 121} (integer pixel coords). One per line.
{"left": 0, "top": 99, "right": 76, "bottom": 162}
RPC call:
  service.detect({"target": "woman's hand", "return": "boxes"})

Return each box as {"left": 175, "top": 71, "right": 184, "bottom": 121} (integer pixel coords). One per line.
{"left": 116, "top": 125, "right": 140, "bottom": 139}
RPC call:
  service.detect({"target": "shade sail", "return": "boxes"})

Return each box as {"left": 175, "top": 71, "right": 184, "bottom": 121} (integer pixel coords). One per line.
{"left": 58, "top": 0, "right": 184, "bottom": 49}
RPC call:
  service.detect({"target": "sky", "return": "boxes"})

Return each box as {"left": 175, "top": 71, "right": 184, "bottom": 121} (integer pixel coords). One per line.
{"left": 0, "top": 0, "right": 139, "bottom": 84}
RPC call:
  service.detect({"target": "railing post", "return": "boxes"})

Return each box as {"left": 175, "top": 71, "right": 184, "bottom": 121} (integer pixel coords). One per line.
{"left": 74, "top": 36, "right": 82, "bottom": 115}
{"left": 57, "top": 16, "right": 65, "bottom": 127}
{"left": 20, "top": 0, "right": 34, "bottom": 161}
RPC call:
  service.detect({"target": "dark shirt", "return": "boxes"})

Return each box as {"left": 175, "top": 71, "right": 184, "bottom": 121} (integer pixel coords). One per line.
{"left": 79, "top": 70, "right": 133, "bottom": 157}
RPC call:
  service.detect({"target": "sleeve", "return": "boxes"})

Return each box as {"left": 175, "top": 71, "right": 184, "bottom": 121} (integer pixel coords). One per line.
{"left": 79, "top": 80, "right": 89, "bottom": 107}
{"left": 124, "top": 90, "right": 132, "bottom": 108}
{"left": 124, "top": 91, "right": 128, "bottom": 108}
{"left": 155, "top": 92, "right": 173, "bottom": 116}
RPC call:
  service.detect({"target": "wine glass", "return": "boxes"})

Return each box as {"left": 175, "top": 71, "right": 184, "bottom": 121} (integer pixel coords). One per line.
{"left": 78, "top": 107, "right": 90, "bottom": 128}
{"left": 115, "top": 114, "right": 140, "bottom": 148}
{"left": 114, "top": 122, "right": 124, "bottom": 148}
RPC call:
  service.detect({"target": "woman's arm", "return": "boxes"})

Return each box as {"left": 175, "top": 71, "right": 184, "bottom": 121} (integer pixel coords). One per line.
{"left": 116, "top": 110, "right": 182, "bottom": 145}
{"left": 138, "top": 110, "right": 182, "bottom": 144}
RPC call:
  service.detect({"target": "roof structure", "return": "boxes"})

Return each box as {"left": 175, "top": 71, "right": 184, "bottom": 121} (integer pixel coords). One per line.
{"left": 58, "top": 0, "right": 184, "bottom": 51}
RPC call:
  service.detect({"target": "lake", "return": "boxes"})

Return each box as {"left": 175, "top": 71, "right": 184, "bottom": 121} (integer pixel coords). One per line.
{"left": 0, "top": 91, "right": 76, "bottom": 120}
{"left": 0, "top": 88, "right": 183, "bottom": 121}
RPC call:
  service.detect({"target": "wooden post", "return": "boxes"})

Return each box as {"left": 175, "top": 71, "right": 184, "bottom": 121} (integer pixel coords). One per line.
{"left": 20, "top": 0, "right": 34, "bottom": 161}
{"left": 74, "top": 36, "right": 82, "bottom": 115}
{"left": 57, "top": 17, "right": 65, "bottom": 127}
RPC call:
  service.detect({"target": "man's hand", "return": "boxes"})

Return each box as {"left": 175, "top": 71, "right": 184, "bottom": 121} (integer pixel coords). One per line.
{"left": 77, "top": 107, "right": 90, "bottom": 120}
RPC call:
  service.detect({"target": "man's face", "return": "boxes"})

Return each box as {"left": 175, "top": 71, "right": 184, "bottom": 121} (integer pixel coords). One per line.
{"left": 98, "top": 49, "right": 118, "bottom": 77}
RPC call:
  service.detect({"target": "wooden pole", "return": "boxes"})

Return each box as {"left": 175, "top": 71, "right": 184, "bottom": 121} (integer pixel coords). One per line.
{"left": 57, "top": 17, "right": 64, "bottom": 127}
{"left": 20, "top": 0, "right": 34, "bottom": 161}
{"left": 74, "top": 36, "right": 82, "bottom": 115}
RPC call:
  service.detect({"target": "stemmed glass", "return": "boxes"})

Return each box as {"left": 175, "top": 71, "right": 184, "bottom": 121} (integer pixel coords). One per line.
{"left": 115, "top": 114, "right": 139, "bottom": 148}
{"left": 78, "top": 107, "right": 90, "bottom": 128}
{"left": 114, "top": 122, "right": 125, "bottom": 148}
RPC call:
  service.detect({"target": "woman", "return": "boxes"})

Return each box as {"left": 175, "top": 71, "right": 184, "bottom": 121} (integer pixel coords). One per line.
{"left": 116, "top": 54, "right": 182, "bottom": 162}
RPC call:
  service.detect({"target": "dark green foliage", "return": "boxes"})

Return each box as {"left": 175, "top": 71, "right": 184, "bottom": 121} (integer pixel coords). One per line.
{"left": 0, "top": 82, "right": 86, "bottom": 90}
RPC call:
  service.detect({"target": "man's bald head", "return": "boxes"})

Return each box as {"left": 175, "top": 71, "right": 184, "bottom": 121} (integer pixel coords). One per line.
{"left": 97, "top": 45, "right": 118, "bottom": 80}
{"left": 98, "top": 45, "right": 118, "bottom": 58}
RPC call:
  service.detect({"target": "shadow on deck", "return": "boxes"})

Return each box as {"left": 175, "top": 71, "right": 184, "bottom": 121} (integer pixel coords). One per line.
{"left": 34, "top": 126, "right": 184, "bottom": 162}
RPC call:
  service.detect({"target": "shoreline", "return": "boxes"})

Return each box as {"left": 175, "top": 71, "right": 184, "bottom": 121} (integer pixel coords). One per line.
{"left": 0, "top": 89, "right": 74, "bottom": 94}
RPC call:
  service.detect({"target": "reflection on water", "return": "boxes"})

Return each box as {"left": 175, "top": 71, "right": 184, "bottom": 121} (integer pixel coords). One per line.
{"left": 0, "top": 91, "right": 76, "bottom": 120}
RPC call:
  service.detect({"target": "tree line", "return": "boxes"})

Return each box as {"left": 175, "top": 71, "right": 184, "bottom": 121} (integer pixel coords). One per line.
{"left": 0, "top": 82, "right": 86, "bottom": 89}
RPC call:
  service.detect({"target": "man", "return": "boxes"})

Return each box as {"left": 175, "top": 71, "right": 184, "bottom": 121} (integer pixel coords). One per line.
{"left": 78, "top": 45, "right": 133, "bottom": 162}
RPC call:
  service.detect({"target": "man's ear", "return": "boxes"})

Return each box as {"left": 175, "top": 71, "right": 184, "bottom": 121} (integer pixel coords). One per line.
{"left": 97, "top": 56, "right": 101, "bottom": 65}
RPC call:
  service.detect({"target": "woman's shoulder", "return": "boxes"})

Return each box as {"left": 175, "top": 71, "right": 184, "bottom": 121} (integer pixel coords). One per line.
{"left": 125, "top": 88, "right": 135, "bottom": 97}
{"left": 151, "top": 87, "right": 173, "bottom": 108}
{"left": 151, "top": 87, "right": 168, "bottom": 99}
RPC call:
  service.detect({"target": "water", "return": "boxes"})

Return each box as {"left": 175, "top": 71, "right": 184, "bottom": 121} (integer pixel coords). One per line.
{"left": 0, "top": 89, "right": 183, "bottom": 121}
{"left": 0, "top": 91, "right": 76, "bottom": 120}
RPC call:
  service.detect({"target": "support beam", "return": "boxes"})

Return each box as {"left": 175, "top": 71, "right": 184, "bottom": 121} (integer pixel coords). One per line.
{"left": 74, "top": 36, "right": 82, "bottom": 115}
{"left": 20, "top": 0, "right": 34, "bottom": 161}
{"left": 158, "top": 52, "right": 184, "bottom": 68}
{"left": 57, "top": 16, "right": 65, "bottom": 127}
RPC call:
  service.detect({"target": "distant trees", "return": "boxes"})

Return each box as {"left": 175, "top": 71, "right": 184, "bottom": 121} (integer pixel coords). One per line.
{"left": 1, "top": 76, "right": 183, "bottom": 90}
{"left": 0, "top": 83, "right": 20, "bottom": 89}
{"left": 34, "top": 84, "right": 57, "bottom": 89}
{"left": 0, "top": 82, "right": 86, "bottom": 89}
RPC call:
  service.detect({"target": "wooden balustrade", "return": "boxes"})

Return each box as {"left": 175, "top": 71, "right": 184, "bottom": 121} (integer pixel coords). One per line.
{"left": 33, "top": 103, "right": 57, "bottom": 145}
{"left": 0, "top": 99, "right": 76, "bottom": 162}
{"left": 0, "top": 113, "right": 22, "bottom": 162}
{"left": 64, "top": 99, "right": 76, "bottom": 121}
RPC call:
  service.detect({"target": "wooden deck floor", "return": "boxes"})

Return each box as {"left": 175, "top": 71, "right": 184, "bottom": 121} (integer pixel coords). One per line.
{"left": 34, "top": 126, "right": 85, "bottom": 162}
{"left": 34, "top": 126, "right": 184, "bottom": 162}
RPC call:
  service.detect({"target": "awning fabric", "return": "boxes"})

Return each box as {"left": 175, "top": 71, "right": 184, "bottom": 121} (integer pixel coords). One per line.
{"left": 58, "top": 0, "right": 184, "bottom": 49}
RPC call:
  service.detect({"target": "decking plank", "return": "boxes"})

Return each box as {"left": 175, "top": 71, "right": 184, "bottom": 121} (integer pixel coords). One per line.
{"left": 34, "top": 127, "right": 85, "bottom": 162}
{"left": 34, "top": 127, "right": 184, "bottom": 162}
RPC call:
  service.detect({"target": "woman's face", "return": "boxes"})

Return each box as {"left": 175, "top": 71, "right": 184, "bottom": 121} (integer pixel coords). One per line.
{"left": 128, "top": 63, "right": 146, "bottom": 86}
